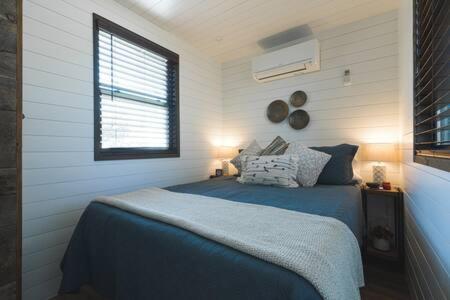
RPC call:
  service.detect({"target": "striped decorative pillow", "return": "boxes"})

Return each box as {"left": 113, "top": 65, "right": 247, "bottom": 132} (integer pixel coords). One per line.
{"left": 237, "top": 155, "right": 299, "bottom": 188}
{"left": 260, "top": 136, "right": 289, "bottom": 156}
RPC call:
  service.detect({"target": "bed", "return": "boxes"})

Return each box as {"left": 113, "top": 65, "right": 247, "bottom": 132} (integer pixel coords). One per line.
{"left": 59, "top": 176, "right": 363, "bottom": 300}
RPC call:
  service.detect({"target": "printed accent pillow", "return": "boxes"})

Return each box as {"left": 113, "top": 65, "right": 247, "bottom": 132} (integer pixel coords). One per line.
{"left": 285, "top": 142, "right": 331, "bottom": 187}
{"left": 237, "top": 155, "right": 299, "bottom": 188}
{"left": 230, "top": 140, "right": 262, "bottom": 173}
{"left": 260, "top": 136, "right": 289, "bottom": 155}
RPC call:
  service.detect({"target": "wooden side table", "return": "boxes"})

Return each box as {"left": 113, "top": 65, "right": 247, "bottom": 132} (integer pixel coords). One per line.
{"left": 361, "top": 186, "right": 404, "bottom": 269}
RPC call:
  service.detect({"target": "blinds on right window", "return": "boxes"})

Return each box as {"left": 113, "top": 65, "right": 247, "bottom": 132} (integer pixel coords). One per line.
{"left": 414, "top": 0, "right": 450, "bottom": 171}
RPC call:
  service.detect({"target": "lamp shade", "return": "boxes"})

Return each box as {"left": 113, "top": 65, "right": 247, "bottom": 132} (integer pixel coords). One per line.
{"left": 217, "top": 146, "right": 238, "bottom": 159}
{"left": 360, "top": 143, "right": 399, "bottom": 162}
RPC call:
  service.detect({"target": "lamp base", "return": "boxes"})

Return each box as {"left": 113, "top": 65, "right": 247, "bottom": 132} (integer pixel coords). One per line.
{"left": 372, "top": 165, "right": 386, "bottom": 184}
{"left": 222, "top": 160, "right": 230, "bottom": 176}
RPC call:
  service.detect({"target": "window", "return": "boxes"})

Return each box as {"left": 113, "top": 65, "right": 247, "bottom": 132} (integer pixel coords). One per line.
{"left": 413, "top": 0, "right": 450, "bottom": 171}
{"left": 93, "top": 14, "right": 179, "bottom": 160}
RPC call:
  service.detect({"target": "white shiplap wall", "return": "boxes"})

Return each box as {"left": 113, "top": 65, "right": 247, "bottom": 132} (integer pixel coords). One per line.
{"left": 222, "top": 11, "right": 400, "bottom": 184}
{"left": 398, "top": 1, "right": 450, "bottom": 299}
{"left": 22, "top": 0, "right": 222, "bottom": 299}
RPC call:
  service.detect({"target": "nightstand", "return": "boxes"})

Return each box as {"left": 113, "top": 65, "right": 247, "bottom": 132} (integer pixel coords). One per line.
{"left": 361, "top": 186, "right": 404, "bottom": 269}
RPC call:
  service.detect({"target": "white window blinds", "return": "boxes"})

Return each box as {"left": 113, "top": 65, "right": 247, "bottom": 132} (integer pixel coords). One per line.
{"left": 98, "top": 29, "right": 171, "bottom": 149}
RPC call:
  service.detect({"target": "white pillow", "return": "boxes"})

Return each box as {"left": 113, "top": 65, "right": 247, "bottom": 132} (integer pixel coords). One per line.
{"left": 237, "top": 155, "right": 299, "bottom": 188}
{"left": 230, "top": 140, "right": 262, "bottom": 173}
{"left": 352, "top": 172, "right": 363, "bottom": 184}
{"left": 284, "top": 143, "right": 331, "bottom": 187}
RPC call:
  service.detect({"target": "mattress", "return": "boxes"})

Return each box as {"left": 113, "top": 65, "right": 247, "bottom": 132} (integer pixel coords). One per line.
{"left": 59, "top": 177, "right": 363, "bottom": 300}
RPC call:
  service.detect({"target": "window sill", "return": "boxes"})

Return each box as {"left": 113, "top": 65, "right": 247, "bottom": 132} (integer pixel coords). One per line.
{"left": 94, "top": 149, "right": 180, "bottom": 161}
{"left": 414, "top": 154, "right": 450, "bottom": 172}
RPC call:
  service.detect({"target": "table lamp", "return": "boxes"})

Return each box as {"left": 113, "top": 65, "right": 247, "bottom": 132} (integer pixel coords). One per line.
{"left": 217, "top": 146, "right": 238, "bottom": 176}
{"left": 360, "top": 143, "right": 399, "bottom": 184}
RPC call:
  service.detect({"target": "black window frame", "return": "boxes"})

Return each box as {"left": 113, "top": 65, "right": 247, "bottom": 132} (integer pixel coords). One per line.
{"left": 93, "top": 14, "right": 180, "bottom": 161}
{"left": 413, "top": 0, "right": 450, "bottom": 172}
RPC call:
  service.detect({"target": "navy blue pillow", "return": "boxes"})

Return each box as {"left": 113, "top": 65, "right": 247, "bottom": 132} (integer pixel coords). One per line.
{"left": 310, "top": 144, "right": 359, "bottom": 185}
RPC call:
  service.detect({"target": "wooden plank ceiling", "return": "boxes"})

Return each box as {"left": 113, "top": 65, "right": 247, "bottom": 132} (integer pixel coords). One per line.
{"left": 114, "top": 0, "right": 399, "bottom": 62}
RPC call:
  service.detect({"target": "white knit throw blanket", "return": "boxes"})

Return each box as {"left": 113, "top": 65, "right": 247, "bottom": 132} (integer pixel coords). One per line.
{"left": 95, "top": 188, "right": 364, "bottom": 300}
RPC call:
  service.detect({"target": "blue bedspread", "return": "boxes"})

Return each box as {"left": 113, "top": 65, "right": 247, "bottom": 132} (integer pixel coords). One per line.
{"left": 60, "top": 177, "right": 363, "bottom": 299}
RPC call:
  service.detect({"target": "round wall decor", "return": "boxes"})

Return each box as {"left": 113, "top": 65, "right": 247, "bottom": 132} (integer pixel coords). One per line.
{"left": 289, "top": 90, "right": 307, "bottom": 107}
{"left": 288, "top": 109, "right": 310, "bottom": 130}
{"left": 267, "top": 100, "right": 289, "bottom": 123}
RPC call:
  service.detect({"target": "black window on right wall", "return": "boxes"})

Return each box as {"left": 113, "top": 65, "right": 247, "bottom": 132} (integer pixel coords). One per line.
{"left": 413, "top": 0, "right": 450, "bottom": 172}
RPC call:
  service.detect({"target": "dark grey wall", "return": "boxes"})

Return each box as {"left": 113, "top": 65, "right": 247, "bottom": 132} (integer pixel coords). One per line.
{"left": 0, "top": 0, "right": 21, "bottom": 299}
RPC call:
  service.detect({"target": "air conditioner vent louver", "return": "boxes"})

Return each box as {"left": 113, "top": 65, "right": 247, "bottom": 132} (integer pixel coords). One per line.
{"left": 252, "top": 39, "right": 320, "bottom": 83}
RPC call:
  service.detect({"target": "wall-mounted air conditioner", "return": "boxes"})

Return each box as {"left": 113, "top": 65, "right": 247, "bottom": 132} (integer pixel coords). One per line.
{"left": 252, "top": 39, "right": 320, "bottom": 83}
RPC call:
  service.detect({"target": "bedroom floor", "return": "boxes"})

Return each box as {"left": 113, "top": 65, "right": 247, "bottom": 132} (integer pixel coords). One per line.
{"left": 53, "top": 261, "right": 411, "bottom": 300}
{"left": 360, "top": 262, "right": 410, "bottom": 300}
